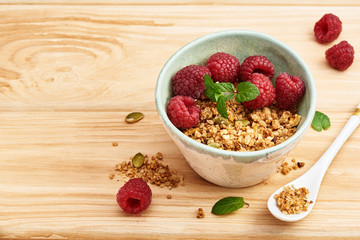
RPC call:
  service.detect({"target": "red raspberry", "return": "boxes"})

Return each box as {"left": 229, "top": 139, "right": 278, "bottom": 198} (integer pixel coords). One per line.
{"left": 275, "top": 72, "right": 305, "bottom": 109}
{"left": 116, "top": 178, "right": 152, "bottom": 214}
{"left": 314, "top": 13, "right": 342, "bottom": 44}
{"left": 172, "top": 65, "right": 211, "bottom": 99}
{"left": 243, "top": 73, "right": 275, "bottom": 110}
{"left": 167, "top": 95, "right": 200, "bottom": 129}
{"left": 206, "top": 52, "right": 241, "bottom": 83}
{"left": 240, "top": 55, "right": 275, "bottom": 82}
{"left": 325, "top": 40, "right": 355, "bottom": 71}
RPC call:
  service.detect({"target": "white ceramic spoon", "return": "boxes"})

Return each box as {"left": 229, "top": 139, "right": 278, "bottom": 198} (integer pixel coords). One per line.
{"left": 268, "top": 104, "right": 360, "bottom": 222}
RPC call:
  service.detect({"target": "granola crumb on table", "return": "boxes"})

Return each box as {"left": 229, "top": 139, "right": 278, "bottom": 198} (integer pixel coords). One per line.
{"left": 112, "top": 152, "right": 184, "bottom": 189}
{"left": 183, "top": 98, "right": 302, "bottom": 151}
{"left": 274, "top": 185, "right": 313, "bottom": 214}
{"left": 280, "top": 158, "right": 305, "bottom": 175}
{"left": 197, "top": 208, "right": 205, "bottom": 218}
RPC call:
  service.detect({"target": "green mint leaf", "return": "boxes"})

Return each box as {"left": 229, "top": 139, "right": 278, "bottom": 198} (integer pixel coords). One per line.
{"left": 211, "top": 197, "right": 246, "bottom": 215}
{"left": 223, "top": 93, "right": 235, "bottom": 101}
{"left": 312, "top": 111, "right": 331, "bottom": 131}
{"left": 216, "top": 96, "right": 228, "bottom": 119}
{"left": 235, "top": 82, "right": 260, "bottom": 102}
{"left": 216, "top": 82, "right": 235, "bottom": 101}
{"left": 215, "top": 82, "right": 236, "bottom": 93}
{"left": 204, "top": 74, "right": 221, "bottom": 102}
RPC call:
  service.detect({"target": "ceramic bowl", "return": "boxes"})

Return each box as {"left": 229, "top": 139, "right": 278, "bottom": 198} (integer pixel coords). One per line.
{"left": 155, "top": 30, "right": 316, "bottom": 188}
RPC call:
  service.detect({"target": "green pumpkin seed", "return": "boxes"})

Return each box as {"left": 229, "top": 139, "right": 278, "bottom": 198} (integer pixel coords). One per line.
{"left": 132, "top": 152, "right": 145, "bottom": 168}
{"left": 208, "top": 142, "right": 220, "bottom": 148}
{"left": 125, "top": 112, "right": 144, "bottom": 123}
{"left": 239, "top": 120, "right": 250, "bottom": 126}
{"left": 214, "top": 116, "right": 230, "bottom": 126}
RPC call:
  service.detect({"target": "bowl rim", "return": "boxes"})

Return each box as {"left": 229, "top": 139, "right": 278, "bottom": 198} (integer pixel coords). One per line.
{"left": 155, "top": 30, "right": 316, "bottom": 159}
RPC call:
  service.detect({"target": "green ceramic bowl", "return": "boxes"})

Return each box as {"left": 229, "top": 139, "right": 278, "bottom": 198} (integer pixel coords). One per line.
{"left": 155, "top": 30, "right": 316, "bottom": 188}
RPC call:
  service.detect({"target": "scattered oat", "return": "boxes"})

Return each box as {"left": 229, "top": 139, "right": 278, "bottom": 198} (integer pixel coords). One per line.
{"left": 113, "top": 152, "right": 183, "bottom": 189}
{"left": 156, "top": 152, "right": 163, "bottom": 160}
{"left": 274, "top": 185, "right": 312, "bottom": 214}
{"left": 280, "top": 162, "right": 291, "bottom": 175}
{"left": 197, "top": 208, "right": 205, "bottom": 218}
{"left": 112, "top": 142, "right": 118, "bottom": 147}
{"left": 183, "top": 98, "right": 301, "bottom": 151}
{"left": 108, "top": 173, "right": 115, "bottom": 180}
{"left": 167, "top": 194, "right": 172, "bottom": 199}
{"left": 280, "top": 158, "right": 305, "bottom": 175}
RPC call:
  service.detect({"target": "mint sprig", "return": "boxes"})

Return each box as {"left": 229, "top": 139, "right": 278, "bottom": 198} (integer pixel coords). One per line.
{"left": 211, "top": 197, "right": 248, "bottom": 215}
{"left": 312, "top": 111, "right": 331, "bottom": 131}
{"left": 204, "top": 75, "right": 259, "bottom": 119}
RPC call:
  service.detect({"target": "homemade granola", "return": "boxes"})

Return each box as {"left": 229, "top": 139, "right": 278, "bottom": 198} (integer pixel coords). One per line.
{"left": 274, "top": 185, "right": 313, "bottom": 214}
{"left": 183, "top": 98, "right": 301, "bottom": 151}
{"left": 112, "top": 152, "right": 184, "bottom": 189}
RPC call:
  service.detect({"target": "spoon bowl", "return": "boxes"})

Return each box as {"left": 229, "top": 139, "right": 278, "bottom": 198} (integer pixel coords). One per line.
{"left": 268, "top": 104, "right": 360, "bottom": 222}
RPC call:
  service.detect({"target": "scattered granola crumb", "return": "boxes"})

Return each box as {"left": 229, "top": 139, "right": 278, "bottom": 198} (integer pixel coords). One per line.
{"left": 112, "top": 142, "right": 118, "bottom": 147}
{"left": 113, "top": 152, "right": 183, "bottom": 189}
{"left": 156, "top": 152, "right": 163, "bottom": 160}
{"left": 108, "top": 173, "right": 115, "bottom": 180}
{"left": 197, "top": 208, "right": 205, "bottom": 218}
{"left": 297, "top": 162, "right": 305, "bottom": 168}
{"left": 280, "top": 158, "right": 305, "bottom": 175}
{"left": 274, "top": 185, "right": 312, "bottom": 214}
{"left": 167, "top": 194, "right": 172, "bottom": 199}
{"left": 280, "top": 162, "right": 291, "bottom": 175}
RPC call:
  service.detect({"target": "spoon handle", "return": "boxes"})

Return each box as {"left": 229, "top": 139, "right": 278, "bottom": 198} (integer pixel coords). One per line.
{"left": 312, "top": 104, "right": 360, "bottom": 178}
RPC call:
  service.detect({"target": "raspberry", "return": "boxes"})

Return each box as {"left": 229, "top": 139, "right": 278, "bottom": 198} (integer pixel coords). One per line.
{"left": 325, "top": 40, "right": 355, "bottom": 71}
{"left": 242, "top": 73, "right": 275, "bottom": 110}
{"left": 167, "top": 95, "right": 200, "bottom": 129}
{"left": 206, "top": 52, "right": 241, "bottom": 83}
{"left": 314, "top": 13, "right": 342, "bottom": 44}
{"left": 116, "top": 178, "right": 152, "bottom": 214}
{"left": 275, "top": 73, "right": 305, "bottom": 109}
{"left": 172, "top": 65, "right": 211, "bottom": 99}
{"left": 240, "top": 55, "right": 275, "bottom": 82}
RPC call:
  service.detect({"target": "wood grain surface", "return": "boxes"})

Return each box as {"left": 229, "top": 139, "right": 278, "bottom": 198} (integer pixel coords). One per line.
{"left": 0, "top": 1, "right": 360, "bottom": 239}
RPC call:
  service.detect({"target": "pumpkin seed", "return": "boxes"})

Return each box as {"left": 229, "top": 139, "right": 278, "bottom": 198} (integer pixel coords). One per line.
{"left": 132, "top": 152, "right": 145, "bottom": 168}
{"left": 214, "top": 116, "right": 230, "bottom": 126}
{"left": 239, "top": 120, "right": 250, "bottom": 126}
{"left": 208, "top": 142, "right": 220, "bottom": 148}
{"left": 125, "top": 112, "right": 144, "bottom": 123}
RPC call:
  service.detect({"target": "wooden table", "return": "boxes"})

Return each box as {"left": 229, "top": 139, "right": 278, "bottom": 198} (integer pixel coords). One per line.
{"left": 1, "top": 1, "right": 359, "bottom": 239}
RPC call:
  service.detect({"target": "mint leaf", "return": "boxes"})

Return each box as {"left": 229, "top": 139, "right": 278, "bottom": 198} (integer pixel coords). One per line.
{"left": 215, "top": 82, "right": 235, "bottom": 93}
{"left": 312, "top": 111, "right": 331, "bottom": 131}
{"left": 216, "top": 96, "right": 228, "bottom": 119}
{"left": 204, "top": 74, "right": 221, "bottom": 102}
{"left": 211, "top": 197, "right": 246, "bottom": 215}
{"left": 216, "top": 82, "right": 235, "bottom": 101}
{"left": 235, "top": 82, "right": 260, "bottom": 102}
{"left": 222, "top": 92, "right": 234, "bottom": 101}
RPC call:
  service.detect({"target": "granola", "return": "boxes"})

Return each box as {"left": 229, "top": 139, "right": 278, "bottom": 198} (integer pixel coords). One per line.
{"left": 112, "top": 152, "right": 184, "bottom": 189}
{"left": 183, "top": 98, "right": 301, "bottom": 151}
{"left": 274, "top": 185, "right": 313, "bottom": 214}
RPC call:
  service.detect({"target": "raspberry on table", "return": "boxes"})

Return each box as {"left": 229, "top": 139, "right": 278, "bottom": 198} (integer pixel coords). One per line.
{"left": 116, "top": 178, "right": 152, "bottom": 214}
{"left": 167, "top": 95, "right": 201, "bottom": 129}
{"left": 275, "top": 72, "right": 305, "bottom": 109}
{"left": 314, "top": 13, "right": 342, "bottom": 44}
{"left": 325, "top": 40, "right": 355, "bottom": 71}
{"left": 172, "top": 65, "right": 211, "bottom": 99}
{"left": 239, "top": 55, "right": 275, "bottom": 82}
{"left": 206, "top": 52, "right": 241, "bottom": 83}
{"left": 242, "top": 73, "right": 276, "bottom": 110}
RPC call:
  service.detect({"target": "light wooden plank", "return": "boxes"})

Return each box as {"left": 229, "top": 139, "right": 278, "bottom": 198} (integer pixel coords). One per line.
{"left": 0, "top": 3, "right": 359, "bottom": 239}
